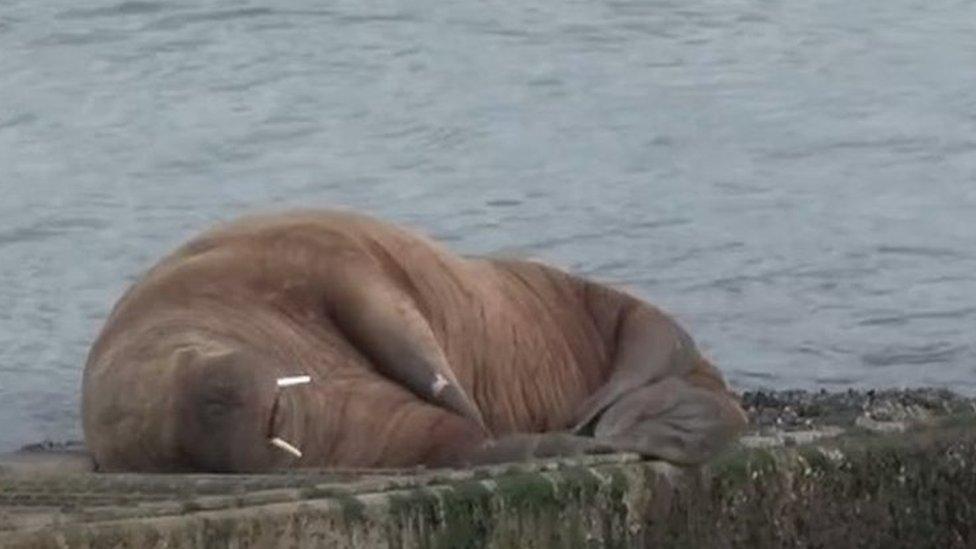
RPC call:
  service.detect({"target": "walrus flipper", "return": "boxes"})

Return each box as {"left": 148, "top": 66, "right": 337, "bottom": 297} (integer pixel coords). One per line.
{"left": 588, "top": 377, "right": 747, "bottom": 464}
{"left": 572, "top": 304, "right": 692, "bottom": 432}
{"left": 572, "top": 304, "right": 747, "bottom": 464}
{"left": 329, "top": 268, "right": 488, "bottom": 433}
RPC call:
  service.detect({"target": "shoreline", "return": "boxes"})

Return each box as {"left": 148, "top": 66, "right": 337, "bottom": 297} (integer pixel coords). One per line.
{"left": 8, "top": 386, "right": 975, "bottom": 456}
{"left": 3, "top": 387, "right": 975, "bottom": 546}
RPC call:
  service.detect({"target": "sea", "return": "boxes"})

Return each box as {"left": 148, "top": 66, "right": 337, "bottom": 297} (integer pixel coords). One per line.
{"left": 1, "top": 0, "right": 974, "bottom": 451}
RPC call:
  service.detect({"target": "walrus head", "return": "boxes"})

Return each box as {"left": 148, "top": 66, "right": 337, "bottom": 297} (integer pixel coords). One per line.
{"left": 172, "top": 346, "right": 288, "bottom": 472}
{"left": 83, "top": 341, "right": 306, "bottom": 473}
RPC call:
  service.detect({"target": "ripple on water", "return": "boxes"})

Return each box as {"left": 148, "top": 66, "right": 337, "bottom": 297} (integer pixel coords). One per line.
{"left": 857, "top": 307, "right": 976, "bottom": 327}
{"left": 0, "top": 217, "right": 110, "bottom": 247}
{"left": 812, "top": 375, "right": 860, "bottom": 385}
{"left": 56, "top": 1, "right": 177, "bottom": 20}
{"left": 861, "top": 342, "right": 965, "bottom": 368}
{"left": 485, "top": 198, "right": 522, "bottom": 208}
{"left": 876, "top": 245, "right": 966, "bottom": 259}
{"left": 334, "top": 12, "right": 418, "bottom": 25}
{"left": 34, "top": 30, "right": 131, "bottom": 46}
{"left": 739, "top": 370, "right": 780, "bottom": 382}
{"left": 143, "top": 7, "right": 277, "bottom": 31}
{"left": 0, "top": 113, "right": 38, "bottom": 131}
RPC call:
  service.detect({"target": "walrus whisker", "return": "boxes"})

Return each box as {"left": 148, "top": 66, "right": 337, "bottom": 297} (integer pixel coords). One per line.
{"left": 430, "top": 373, "right": 450, "bottom": 396}
{"left": 269, "top": 437, "right": 303, "bottom": 458}
{"left": 277, "top": 375, "right": 311, "bottom": 388}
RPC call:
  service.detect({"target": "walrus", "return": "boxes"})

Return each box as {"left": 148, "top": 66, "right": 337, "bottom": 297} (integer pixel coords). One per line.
{"left": 82, "top": 209, "right": 747, "bottom": 472}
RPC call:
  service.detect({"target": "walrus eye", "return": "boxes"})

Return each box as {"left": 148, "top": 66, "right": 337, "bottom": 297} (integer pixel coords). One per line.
{"left": 201, "top": 394, "right": 240, "bottom": 421}
{"left": 197, "top": 383, "right": 244, "bottom": 422}
{"left": 203, "top": 402, "right": 228, "bottom": 420}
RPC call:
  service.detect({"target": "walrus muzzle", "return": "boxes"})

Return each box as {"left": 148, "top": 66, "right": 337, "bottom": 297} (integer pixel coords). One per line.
{"left": 85, "top": 340, "right": 309, "bottom": 473}
{"left": 173, "top": 346, "right": 282, "bottom": 472}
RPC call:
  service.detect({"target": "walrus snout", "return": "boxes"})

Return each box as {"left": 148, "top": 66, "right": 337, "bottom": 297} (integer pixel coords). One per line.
{"left": 174, "top": 346, "right": 291, "bottom": 472}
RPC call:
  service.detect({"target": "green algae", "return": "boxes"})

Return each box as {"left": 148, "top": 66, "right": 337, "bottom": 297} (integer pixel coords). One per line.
{"left": 7, "top": 416, "right": 976, "bottom": 548}
{"left": 297, "top": 486, "right": 366, "bottom": 522}
{"left": 433, "top": 481, "right": 494, "bottom": 549}
{"left": 796, "top": 445, "right": 837, "bottom": 477}
{"left": 556, "top": 466, "right": 603, "bottom": 501}
{"left": 376, "top": 466, "right": 635, "bottom": 548}
{"left": 493, "top": 472, "right": 557, "bottom": 512}
{"left": 709, "top": 446, "right": 779, "bottom": 492}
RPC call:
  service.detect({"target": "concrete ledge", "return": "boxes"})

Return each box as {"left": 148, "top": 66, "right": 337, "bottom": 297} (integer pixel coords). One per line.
{"left": 672, "top": 414, "right": 976, "bottom": 547}
{"left": 2, "top": 390, "right": 975, "bottom": 547}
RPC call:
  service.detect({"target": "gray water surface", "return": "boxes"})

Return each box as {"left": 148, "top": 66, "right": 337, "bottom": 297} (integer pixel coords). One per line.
{"left": 1, "top": 0, "right": 975, "bottom": 451}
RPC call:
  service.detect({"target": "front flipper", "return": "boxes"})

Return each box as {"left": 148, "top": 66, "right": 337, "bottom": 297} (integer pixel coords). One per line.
{"left": 589, "top": 377, "right": 747, "bottom": 464}
{"left": 572, "top": 304, "right": 695, "bottom": 433}
{"left": 328, "top": 266, "right": 488, "bottom": 433}
{"left": 571, "top": 303, "right": 747, "bottom": 463}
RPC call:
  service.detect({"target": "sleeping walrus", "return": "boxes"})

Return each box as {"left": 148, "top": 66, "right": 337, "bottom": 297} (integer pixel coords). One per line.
{"left": 83, "top": 210, "right": 747, "bottom": 472}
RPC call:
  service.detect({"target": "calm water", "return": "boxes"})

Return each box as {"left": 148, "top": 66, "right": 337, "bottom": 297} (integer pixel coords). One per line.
{"left": 1, "top": 0, "right": 975, "bottom": 451}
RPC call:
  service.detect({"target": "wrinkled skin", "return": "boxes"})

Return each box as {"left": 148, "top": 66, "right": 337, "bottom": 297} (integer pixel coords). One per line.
{"left": 83, "top": 210, "right": 747, "bottom": 472}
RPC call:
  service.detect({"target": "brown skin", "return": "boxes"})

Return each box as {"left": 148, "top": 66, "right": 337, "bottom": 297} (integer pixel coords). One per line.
{"left": 82, "top": 210, "right": 747, "bottom": 472}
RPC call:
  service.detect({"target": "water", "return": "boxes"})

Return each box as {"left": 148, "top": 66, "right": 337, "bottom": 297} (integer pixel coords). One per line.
{"left": 1, "top": 0, "right": 974, "bottom": 452}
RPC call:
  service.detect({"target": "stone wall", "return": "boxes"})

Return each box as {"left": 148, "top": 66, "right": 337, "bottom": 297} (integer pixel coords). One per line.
{"left": 2, "top": 391, "right": 975, "bottom": 548}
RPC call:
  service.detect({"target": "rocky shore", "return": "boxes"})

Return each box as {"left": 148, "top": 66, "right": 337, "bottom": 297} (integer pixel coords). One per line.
{"left": 743, "top": 387, "right": 976, "bottom": 430}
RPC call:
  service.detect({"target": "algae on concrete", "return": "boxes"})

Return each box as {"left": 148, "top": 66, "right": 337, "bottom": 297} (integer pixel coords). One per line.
{"left": 2, "top": 390, "right": 975, "bottom": 548}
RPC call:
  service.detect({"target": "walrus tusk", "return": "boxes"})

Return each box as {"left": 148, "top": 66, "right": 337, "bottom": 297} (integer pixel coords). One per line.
{"left": 271, "top": 378, "right": 306, "bottom": 459}
{"left": 277, "top": 375, "right": 311, "bottom": 388}
{"left": 430, "top": 374, "right": 450, "bottom": 396}
{"left": 269, "top": 437, "right": 303, "bottom": 458}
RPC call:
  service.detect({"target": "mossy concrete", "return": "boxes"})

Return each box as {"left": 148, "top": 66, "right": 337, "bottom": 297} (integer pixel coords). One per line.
{"left": 2, "top": 400, "right": 975, "bottom": 547}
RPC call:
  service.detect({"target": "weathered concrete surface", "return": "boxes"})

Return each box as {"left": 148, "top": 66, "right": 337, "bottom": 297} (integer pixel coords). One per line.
{"left": 2, "top": 389, "right": 975, "bottom": 548}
